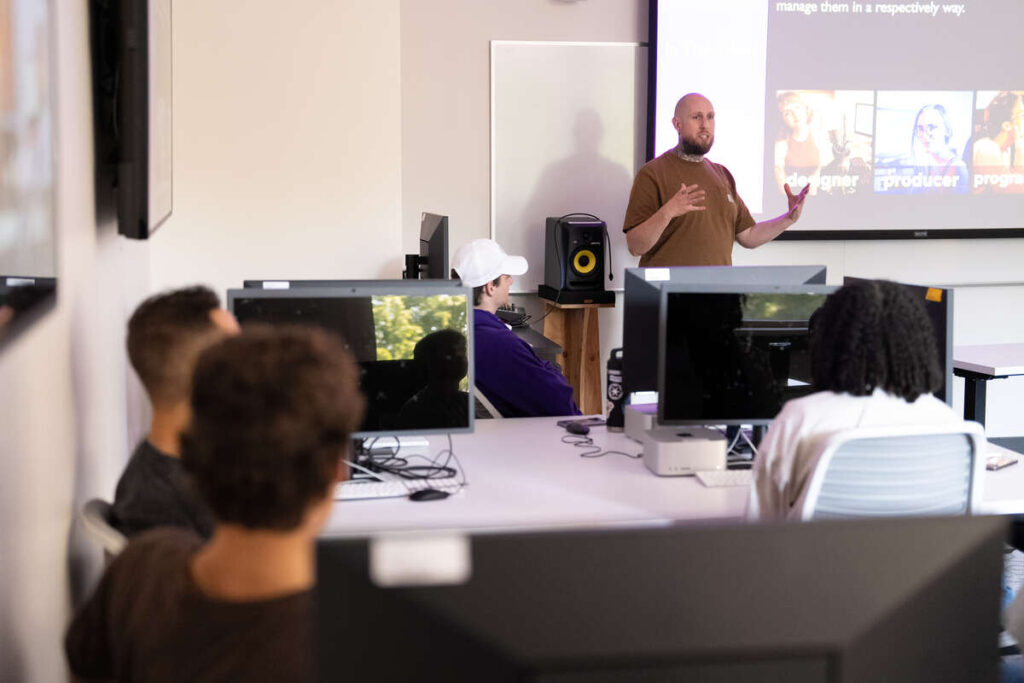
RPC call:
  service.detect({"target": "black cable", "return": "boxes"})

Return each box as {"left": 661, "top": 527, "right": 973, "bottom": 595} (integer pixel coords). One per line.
{"left": 561, "top": 434, "right": 641, "bottom": 460}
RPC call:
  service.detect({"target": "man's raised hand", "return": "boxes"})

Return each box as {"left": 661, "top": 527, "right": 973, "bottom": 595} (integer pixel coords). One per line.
{"left": 664, "top": 183, "right": 706, "bottom": 219}
{"left": 784, "top": 183, "right": 810, "bottom": 222}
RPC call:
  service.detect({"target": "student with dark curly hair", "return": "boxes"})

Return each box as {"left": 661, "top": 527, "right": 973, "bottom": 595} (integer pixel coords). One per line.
{"left": 66, "top": 326, "right": 365, "bottom": 682}
{"left": 747, "top": 279, "right": 961, "bottom": 521}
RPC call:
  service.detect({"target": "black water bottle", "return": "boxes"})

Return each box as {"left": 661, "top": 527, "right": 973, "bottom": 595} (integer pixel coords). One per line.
{"left": 606, "top": 347, "right": 624, "bottom": 431}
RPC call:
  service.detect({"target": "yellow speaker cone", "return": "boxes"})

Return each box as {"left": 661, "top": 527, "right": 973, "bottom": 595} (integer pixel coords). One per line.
{"left": 573, "top": 249, "right": 597, "bottom": 274}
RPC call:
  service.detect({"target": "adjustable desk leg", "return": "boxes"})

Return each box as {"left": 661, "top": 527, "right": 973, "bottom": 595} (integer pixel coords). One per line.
{"left": 963, "top": 377, "right": 987, "bottom": 427}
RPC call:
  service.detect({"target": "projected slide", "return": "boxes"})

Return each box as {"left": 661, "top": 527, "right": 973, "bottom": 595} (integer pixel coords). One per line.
{"left": 651, "top": 1, "right": 1024, "bottom": 236}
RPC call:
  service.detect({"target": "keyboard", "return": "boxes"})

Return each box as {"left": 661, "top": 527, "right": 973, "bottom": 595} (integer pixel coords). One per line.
{"left": 696, "top": 469, "right": 754, "bottom": 488}
{"left": 334, "top": 477, "right": 462, "bottom": 502}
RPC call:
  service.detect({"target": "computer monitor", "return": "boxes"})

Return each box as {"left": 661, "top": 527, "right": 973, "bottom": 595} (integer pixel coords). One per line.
{"left": 623, "top": 266, "right": 827, "bottom": 396}
{"left": 419, "top": 213, "right": 449, "bottom": 280}
{"left": 227, "top": 280, "right": 472, "bottom": 438}
{"left": 315, "top": 516, "right": 1003, "bottom": 681}
{"left": 844, "top": 277, "right": 954, "bottom": 406}
{"left": 657, "top": 283, "right": 836, "bottom": 426}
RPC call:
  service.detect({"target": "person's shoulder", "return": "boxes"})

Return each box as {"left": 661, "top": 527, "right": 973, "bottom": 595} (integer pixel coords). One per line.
{"left": 907, "top": 392, "right": 960, "bottom": 417}
{"left": 704, "top": 158, "right": 737, "bottom": 180}
{"left": 637, "top": 150, "right": 679, "bottom": 174}
{"left": 473, "top": 309, "right": 509, "bottom": 331}
{"left": 122, "top": 527, "right": 203, "bottom": 562}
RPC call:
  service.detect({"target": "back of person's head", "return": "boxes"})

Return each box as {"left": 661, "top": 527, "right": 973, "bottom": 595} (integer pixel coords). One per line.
{"left": 127, "top": 286, "right": 232, "bottom": 407}
{"left": 414, "top": 328, "right": 468, "bottom": 384}
{"left": 811, "top": 279, "right": 941, "bottom": 402}
{"left": 181, "top": 325, "right": 365, "bottom": 531}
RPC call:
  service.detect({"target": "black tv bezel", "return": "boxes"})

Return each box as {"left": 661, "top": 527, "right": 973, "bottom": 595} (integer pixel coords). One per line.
{"left": 93, "top": 0, "right": 172, "bottom": 240}
{"left": 645, "top": 0, "right": 1024, "bottom": 242}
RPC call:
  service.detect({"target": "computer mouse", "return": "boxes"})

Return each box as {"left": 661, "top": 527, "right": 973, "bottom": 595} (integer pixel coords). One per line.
{"left": 408, "top": 488, "right": 451, "bottom": 502}
{"left": 565, "top": 421, "right": 590, "bottom": 435}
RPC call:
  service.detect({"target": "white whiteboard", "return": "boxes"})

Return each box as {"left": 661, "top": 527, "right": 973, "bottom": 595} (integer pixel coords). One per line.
{"left": 491, "top": 41, "right": 645, "bottom": 293}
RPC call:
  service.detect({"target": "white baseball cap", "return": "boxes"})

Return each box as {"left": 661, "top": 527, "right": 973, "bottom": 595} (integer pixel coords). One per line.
{"left": 452, "top": 238, "right": 528, "bottom": 288}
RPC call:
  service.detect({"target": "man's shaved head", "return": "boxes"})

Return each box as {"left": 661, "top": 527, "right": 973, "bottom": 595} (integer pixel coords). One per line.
{"left": 674, "top": 93, "right": 711, "bottom": 117}
{"left": 672, "top": 93, "right": 715, "bottom": 156}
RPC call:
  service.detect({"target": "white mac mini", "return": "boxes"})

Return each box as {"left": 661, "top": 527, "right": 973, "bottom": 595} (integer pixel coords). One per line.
{"left": 641, "top": 427, "right": 727, "bottom": 476}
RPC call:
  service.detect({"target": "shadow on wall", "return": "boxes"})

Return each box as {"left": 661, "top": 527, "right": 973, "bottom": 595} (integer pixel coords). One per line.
{"left": 520, "top": 108, "right": 632, "bottom": 275}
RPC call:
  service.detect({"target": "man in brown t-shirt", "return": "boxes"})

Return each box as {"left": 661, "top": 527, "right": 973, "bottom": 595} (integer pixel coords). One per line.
{"left": 623, "top": 93, "right": 810, "bottom": 267}
{"left": 66, "top": 326, "right": 366, "bottom": 682}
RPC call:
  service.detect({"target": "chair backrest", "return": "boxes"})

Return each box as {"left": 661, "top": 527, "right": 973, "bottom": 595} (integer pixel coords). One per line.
{"left": 82, "top": 498, "right": 128, "bottom": 558}
{"left": 798, "top": 422, "right": 986, "bottom": 521}
{"left": 474, "top": 386, "right": 503, "bottom": 419}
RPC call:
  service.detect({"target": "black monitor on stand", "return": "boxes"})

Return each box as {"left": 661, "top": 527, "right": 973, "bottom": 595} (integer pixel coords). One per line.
{"left": 404, "top": 212, "right": 449, "bottom": 280}
{"left": 623, "top": 265, "right": 827, "bottom": 398}
{"left": 316, "top": 516, "right": 1004, "bottom": 682}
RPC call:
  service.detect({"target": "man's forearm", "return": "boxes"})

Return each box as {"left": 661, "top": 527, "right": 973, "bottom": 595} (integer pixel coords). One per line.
{"left": 736, "top": 213, "right": 795, "bottom": 249}
{"left": 625, "top": 208, "right": 672, "bottom": 256}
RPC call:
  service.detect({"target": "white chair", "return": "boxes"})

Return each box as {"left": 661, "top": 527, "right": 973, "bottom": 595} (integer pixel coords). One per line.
{"left": 474, "top": 386, "right": 504, "bottom": 419}
{"left": 82, "top": 498, "right": 128, "bottom": 559}
{"left": 797, "top": 422, "right": 986, "bottom": 521}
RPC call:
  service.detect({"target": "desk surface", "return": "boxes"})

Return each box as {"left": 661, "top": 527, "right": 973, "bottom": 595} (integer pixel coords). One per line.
{"left": 324, "top": 417, "right": 747, "bottom": 538}
{"left": 323, "top": 418, "right": 1024, "bottom": 537}
{"left": 954, "top": 344, "right": 1024, "bottom": 377}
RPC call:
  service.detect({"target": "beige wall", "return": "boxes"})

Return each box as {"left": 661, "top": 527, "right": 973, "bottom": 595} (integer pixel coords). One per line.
{"left": 0, "top": 0, "right": 145, "bottom": 678}
{"left": 151, "top": 0, "right": 404, "bottom": 296}
{"left": 399, "top": 0, "right": 645, "bottom": 254}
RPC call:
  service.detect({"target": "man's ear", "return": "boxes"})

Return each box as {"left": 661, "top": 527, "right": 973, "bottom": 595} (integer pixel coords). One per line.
{"left": 482, "top": 280, "right": 496, "bottom": 297}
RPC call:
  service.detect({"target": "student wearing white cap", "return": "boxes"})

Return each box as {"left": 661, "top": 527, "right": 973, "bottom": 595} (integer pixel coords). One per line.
{"left": 452, "top": 238, "right": 580, "bottom": 418}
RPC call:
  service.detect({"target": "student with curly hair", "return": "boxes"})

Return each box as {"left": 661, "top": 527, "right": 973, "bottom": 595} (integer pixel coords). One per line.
{"left": 66, "top": 326, "right": 365, "bottom": 682}
{"left": 747, "top": 279, "right": 961, "bottom": 521}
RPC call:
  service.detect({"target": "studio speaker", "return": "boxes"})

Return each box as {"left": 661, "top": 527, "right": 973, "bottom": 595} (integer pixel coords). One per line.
{"left": 544, "top": 216, "right": 607, "bottom": 292}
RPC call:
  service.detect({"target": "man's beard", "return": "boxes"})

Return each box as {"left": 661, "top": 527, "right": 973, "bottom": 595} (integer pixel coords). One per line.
{"left": 680, "top": 134, "right": 713, "bottom": 156}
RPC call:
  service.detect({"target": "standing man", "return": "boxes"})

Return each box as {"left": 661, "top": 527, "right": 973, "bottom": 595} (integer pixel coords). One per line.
{"left": 624, "top": 93, "right": 809, "bottom": 266}
{"left": 453, "top": 238, "right": 580, "bottom": 418}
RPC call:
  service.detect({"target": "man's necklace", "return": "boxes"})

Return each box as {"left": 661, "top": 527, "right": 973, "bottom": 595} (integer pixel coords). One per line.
{"left": 674, "top": 146, "right": 704, "bottom": 163}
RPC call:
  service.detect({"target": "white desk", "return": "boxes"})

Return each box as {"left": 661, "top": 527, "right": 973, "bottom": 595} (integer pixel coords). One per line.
{"left": 323, "top": 417, "right": 748, "bottom": 538}
{"left": 954, "top": 343, "right": 1024, "bottom": 427}
{"left": 322, "top": 418, "right": 1024, "bottom": 537}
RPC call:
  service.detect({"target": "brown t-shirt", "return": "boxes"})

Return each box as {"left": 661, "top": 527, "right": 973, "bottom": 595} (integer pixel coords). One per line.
{"left": 65, "top": 528, "right": 315, "bottom": 682}
{"left": 623, "top": 150, "right": 755, "bottom": 266}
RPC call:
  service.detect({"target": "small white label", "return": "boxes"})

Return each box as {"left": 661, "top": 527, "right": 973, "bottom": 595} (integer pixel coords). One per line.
{"left": 262, "top": 281, "right": 290, "bottom": 290}
{"left": 644, "top": 268, "right": 670, "bottom": 282}
{"left": 370, "top": 534, "right": 472, "bottom": 587}
{"left": 6, "top": 277, "right": 34, "bottom": 286}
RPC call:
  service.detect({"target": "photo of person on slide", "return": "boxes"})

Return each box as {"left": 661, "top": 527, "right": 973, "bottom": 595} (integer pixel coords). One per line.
{"left": 773, "top": 90, "right": 873, "bottom": 201}
{"left": 774, "top": 91, "right": 831, "bottom": 197}
{"left": 972, "top": 90, "right": 1024, "bottom": 194}
{"left": 874, "top": 91, "right": 972, "bottom": 195}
